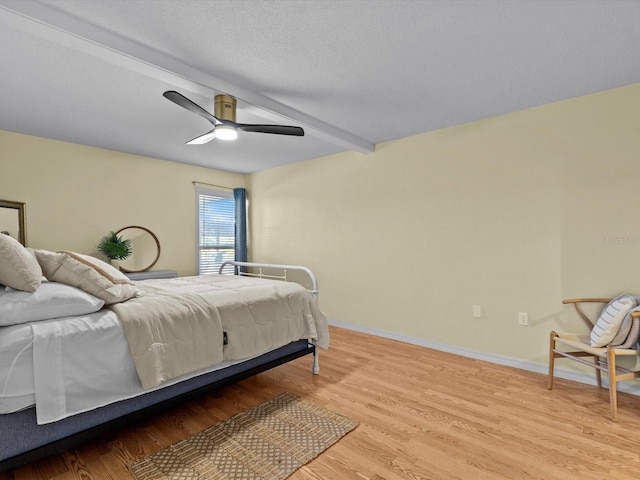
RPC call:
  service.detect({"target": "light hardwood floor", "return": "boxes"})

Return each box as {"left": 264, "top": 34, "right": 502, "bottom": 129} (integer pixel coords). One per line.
{"left": 4, "top": 326, "right": 640, "bottom": 480}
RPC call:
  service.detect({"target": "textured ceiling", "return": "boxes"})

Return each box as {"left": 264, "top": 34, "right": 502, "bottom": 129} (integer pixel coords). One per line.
{"left": 0, "top": 0, "right": 639, "bottom": 173}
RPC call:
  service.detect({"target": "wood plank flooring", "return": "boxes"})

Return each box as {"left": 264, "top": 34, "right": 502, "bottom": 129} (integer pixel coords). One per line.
{"left": 3, "top": 325, "right": 640, "bottom": 479}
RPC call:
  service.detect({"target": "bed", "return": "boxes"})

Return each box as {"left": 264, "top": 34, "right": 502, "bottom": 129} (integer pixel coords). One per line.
{"left": 0, "top": 239, "right": 328, "bottom": 473}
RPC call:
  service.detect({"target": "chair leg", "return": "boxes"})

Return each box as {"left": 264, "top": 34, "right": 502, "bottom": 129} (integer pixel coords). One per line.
{"left": 548, "top": 331, "right": 557, "bottom": 390}
{"left": 594, "top": 356, "right": 602, "bottom": 388}
{"left": 607, "top": 348, "right": 618, "bottom": 422}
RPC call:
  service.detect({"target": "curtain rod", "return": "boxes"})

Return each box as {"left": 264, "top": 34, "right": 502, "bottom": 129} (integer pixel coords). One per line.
{"left": 192, "top": 181, "right": 235, "bottom": 191}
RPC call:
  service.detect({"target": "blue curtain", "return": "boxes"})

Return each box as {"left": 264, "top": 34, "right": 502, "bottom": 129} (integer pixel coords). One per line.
{"left": 234, "top": 188, "right": 248, "bottom": 272}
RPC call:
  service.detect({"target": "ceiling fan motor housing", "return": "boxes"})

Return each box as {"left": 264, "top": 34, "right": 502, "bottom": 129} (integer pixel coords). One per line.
{"left": 215, "top": 94, "right": 236, "bottom": 122}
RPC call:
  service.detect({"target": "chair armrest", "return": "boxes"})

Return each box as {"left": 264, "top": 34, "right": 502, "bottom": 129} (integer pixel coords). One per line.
{"left": 562, "top": 298, "right": 611, "bottom": 305}
{"left": 563, "top": 298, "right": 611, "bottom": 329}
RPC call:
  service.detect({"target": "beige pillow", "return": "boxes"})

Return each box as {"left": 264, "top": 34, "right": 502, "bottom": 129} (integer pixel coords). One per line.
{"left": 0, "top": 234, "right": 42, "bottom": 292}
{"left": 33, "top": 249, "right": 138, "bottom": 305}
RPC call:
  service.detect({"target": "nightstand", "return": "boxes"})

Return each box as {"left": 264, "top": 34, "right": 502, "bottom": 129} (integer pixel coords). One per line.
{"left": 124, "top": 270, "right": 178, "bottom": 281}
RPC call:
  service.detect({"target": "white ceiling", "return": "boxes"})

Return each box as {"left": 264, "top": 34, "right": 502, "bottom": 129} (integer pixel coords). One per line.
{"left": 1, "top": 0, "right": 639, "bottom": 174}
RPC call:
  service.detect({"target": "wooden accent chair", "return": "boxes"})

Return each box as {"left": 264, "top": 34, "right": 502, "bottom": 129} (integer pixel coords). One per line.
{"left": 548, "top": 297, "right": 640, "bottom": 421}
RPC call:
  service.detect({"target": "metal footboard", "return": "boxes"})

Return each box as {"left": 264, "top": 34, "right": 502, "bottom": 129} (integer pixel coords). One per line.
{"left": 218, "top": 261, "right": 321, "bottom": 374}
{"left": 219, "top": 261, "right": 319, "bottom": 297}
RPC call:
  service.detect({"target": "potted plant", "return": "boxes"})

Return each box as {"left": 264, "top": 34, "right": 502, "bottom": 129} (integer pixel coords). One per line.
{"left": 97, "top": 231, "right": 132, "bottom": 268}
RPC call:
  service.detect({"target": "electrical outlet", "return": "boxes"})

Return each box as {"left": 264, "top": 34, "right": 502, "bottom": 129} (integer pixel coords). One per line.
{"left": 518, "top": 312, "right": 529, "bottom": 326}
{"left": 473, "top": 305, "right": 482, "bottom": 318}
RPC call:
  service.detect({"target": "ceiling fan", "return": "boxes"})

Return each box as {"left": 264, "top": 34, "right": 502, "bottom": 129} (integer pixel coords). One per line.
{"left": 163, "top": 90, "right": 304, "bottom": 144}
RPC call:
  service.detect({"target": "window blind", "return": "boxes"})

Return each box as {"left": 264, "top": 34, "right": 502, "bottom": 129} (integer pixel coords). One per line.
{"left": 196, "top": 187, "right": 235, "bottom": 275}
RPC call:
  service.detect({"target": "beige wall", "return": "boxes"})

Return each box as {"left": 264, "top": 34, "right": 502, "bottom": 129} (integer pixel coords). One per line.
{"left": 0, "top": 131, "right": 244, "bottom": 276}
{"left": 249, "top": 83, "right": 640, "bottom": 366}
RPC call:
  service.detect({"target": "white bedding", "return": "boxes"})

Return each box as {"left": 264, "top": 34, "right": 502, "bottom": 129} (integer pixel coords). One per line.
{"left": 1, "top": 310, "right": 307, "bottom": 424}
{"left": 0, "top": 310, "right": 132, "bottom": 420}
{"left": 0, "top": 321, "right": 35, "bottom": 413}
{"left": 31, "top": 311, "right": 138, "bottom": 424}
{"left": 0, "top": 275, "right": 328, "bottom": 425}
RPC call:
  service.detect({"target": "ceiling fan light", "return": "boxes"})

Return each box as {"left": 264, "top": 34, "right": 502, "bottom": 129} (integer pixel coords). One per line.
{"left": 215, "top": 125, "right": 238, "bottom": 141}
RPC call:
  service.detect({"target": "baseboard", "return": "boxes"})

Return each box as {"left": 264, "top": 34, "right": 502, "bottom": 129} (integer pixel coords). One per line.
{"left": 328, "top": 318, "right": 640, "bottom": 397}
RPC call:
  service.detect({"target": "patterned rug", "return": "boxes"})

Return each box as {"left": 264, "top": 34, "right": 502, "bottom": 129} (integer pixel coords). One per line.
{"left": 128, "top": 392, "right": 358, "bottom": 480}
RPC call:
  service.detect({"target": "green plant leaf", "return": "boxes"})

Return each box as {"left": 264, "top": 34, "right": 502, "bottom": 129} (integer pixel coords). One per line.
{"left": 97, "top": 231, "right": 132, "bottom": 260}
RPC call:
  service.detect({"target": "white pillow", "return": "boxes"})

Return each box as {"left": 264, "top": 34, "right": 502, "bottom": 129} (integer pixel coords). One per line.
{"left": 590, "top": 295, "right": 637, "bottom": 347}
{"left": 0, "top": 233, "right": 42, "bottom": 292}
{"left": 33, "top": 249, "right": 138, "bottom": 305}
{"left": 0, "top": 281, "right": 105, "bottom": 326}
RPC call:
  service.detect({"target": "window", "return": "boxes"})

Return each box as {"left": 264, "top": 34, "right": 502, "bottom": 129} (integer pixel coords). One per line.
{"left": 196, "top": 187, "right": 236, "bottom": 275}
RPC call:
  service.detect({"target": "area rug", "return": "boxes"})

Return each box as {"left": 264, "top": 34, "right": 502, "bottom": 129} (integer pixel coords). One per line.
{"left": 128, "top": 392, "right": 358, "bottom": 480}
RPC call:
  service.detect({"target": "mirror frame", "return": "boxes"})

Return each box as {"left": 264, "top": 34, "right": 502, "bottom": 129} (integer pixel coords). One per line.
{"left": 0, "top": 199, "right": 26, "bottom": 246}
{"left": 115, "top": 225, "right": 161, "bottom": 273}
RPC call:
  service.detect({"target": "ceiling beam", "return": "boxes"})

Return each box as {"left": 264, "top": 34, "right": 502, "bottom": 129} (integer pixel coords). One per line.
{"left": 0, "top": 1, "right": 374, "bottom": 153}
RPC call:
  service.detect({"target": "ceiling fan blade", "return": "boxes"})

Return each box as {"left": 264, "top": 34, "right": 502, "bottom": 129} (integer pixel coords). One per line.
{"left": 163, "top": 91, "right": 221, "bottom": 125}
{"left": 237, "top": 124, "right": 304, "bottom": 136}
{"left": 186, "top": 129, "right": 216, "bottom": 145}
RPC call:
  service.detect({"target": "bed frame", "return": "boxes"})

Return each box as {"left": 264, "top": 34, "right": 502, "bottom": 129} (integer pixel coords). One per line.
{"left": 0, "top": 261, "right": 321, "bottom": 472}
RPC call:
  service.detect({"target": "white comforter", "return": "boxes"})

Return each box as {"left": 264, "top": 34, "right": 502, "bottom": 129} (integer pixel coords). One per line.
{"left": 110, "top": 275, "right": 329, "bottom": 389}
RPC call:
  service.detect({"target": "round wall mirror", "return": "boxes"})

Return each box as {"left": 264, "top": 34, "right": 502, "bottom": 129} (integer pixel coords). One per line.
{"left": 115, "top": 226, "right": 160, "bottom": 273}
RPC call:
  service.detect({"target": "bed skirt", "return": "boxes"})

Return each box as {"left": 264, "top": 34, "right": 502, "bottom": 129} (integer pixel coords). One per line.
{"left": 0, "top": 339, "right": 314, "bottom": 472}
